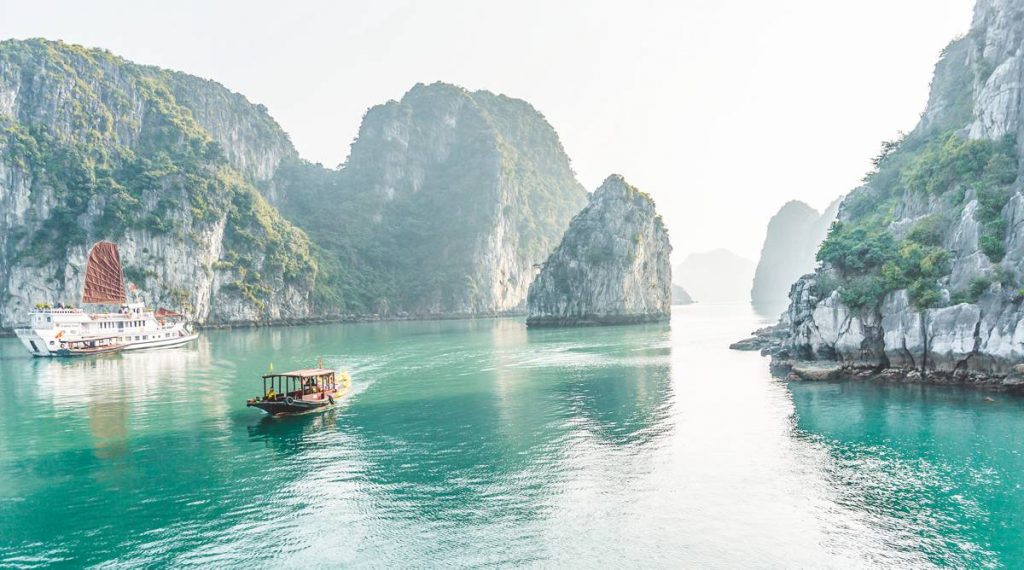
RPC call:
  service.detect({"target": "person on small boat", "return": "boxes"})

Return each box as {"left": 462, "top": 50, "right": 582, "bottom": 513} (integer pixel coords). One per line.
{"left": 266, "top": 387, "right": 276, "bottom": 400}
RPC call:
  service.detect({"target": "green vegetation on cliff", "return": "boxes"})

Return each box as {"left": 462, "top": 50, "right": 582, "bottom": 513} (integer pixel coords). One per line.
{"left": 813, "top": 31, "right": 1020, "bottom": 312}
{"left": 273, "top": 83, "right": 588, "bottom": 315}
{"left": 0, "top": 39, "right": 317, "bottom": 314}
{"left": 815, "top": 127, "right": 1018, "bottom": 310}
{"left": 1, "top": 43, "right": 585, "bottom": 320}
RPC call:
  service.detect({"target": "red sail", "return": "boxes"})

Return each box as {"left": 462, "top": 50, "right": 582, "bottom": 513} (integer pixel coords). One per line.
{"left": 82, "top": 242, "right": 126, "bottom": 304}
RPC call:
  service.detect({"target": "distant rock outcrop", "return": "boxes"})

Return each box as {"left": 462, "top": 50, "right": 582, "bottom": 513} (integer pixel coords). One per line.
{"left": 750, "top": 198, "right": 840, "bottom": 312}
{"left": 676, "top": 249, "right": 755, "bottom": 303}
{"left": 672, "top": 284, "right": 694, "bottom": 305}
{"left": 526, "top": 175, "right": 672, "bottom": 327}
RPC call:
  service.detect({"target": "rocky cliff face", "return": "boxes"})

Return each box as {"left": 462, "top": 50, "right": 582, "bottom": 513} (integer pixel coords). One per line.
{"left": 0, "top": 39, "right": 317, "bottom": 327}
{"left": 526, "top": 175, "right": 671, "bottom": 327}
{"left": 766, "top": 0, "right": 1024, "bottom": 385}
{"left": 273, "top": 82, "right": 588, "bottom": 316}
{"left": 0, "top": 42, "right": 588, "bottom": 328}
{"left": 751, "top": 198, "right": 840, "bottom": 311}
{"left": 164, "top": 71, "right": 298, "bottom": 189}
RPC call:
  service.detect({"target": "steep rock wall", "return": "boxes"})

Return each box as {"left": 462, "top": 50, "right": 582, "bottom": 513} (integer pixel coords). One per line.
{"left": 0, "top": 39, "right": 317, "bottom": 327}
{"left": 273, "top": 82, "right": 589, "bottom": 316}
{"left": 526, "top": 175, "right": 672, "bottom": 327}
{"left": 772, "top": 0, "right": 1024, "bottom": 382}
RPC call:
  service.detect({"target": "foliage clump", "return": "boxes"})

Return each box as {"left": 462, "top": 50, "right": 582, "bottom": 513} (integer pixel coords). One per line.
{"left": 812, "top": 120, "right": 1019, "bottom": 312}
{"left": 810, "top": 33, "right": 1023, "bottom": 314}
{"left": 817, "top": 222, "right": 949, "bottom": 309}
{"left": 0, "top": 39, "right": 318, "bottom": 314}
{"left": 897, "top": 132, "right": 1015, "bottom": 197}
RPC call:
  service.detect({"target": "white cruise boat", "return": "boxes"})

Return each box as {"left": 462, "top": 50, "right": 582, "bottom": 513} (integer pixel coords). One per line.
{"left": 14, "top": 241, "right": 198, "bottom": 357}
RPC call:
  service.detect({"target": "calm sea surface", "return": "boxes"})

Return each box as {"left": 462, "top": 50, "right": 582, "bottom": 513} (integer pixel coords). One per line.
{"left": 2, "top": 304, "right": 1023, "bottom": 568}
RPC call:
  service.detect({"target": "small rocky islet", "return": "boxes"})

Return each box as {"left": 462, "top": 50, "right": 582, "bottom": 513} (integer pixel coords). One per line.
{"left": 526, "top": 175, "right": 672, "bottom": 327}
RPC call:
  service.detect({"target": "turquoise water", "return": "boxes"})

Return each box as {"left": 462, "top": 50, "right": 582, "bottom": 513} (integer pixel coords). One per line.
{"left": 1, "top": 304, "right": 1023, "bottom": 567}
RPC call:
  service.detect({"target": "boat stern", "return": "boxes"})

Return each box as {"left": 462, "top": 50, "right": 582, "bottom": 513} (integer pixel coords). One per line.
{"left": 14, "top": 328, "right": 53, "bottom": 357}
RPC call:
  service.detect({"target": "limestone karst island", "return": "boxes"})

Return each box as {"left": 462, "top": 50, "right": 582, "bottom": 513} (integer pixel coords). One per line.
{"left": 526, "top": 175, "right": 672, "bottom": 327}
{"left": 4, "top": 1, "right": 1024, "bottom": 567}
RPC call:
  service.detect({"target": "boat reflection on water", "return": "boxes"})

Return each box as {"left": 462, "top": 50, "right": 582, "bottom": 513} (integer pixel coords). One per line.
{"left": 246, "top": 407, "right": 341, "bottom": 455}
{"left": 89, "top": 395, "right": 129, "bottom": 461}
{"left": 24, "top": 338, "right": 213, "bottom": 460}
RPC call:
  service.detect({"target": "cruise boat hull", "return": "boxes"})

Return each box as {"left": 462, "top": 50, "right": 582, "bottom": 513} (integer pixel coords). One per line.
{"left": 121, "top": 333, "right": 199, "bottom": 353}
{"left": 16, "top": 242, "right": 200, "bottom": 358}
{"left": 15, "top": 304, "right": 197, "bottom": 357}
{"left": 17, "top": 330, "right": 199, "bottom": 357}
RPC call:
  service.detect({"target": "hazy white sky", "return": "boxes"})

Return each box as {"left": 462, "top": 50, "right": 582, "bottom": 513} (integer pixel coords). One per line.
{"left": 0, "top": 0, "right": 976, "bottom": 262}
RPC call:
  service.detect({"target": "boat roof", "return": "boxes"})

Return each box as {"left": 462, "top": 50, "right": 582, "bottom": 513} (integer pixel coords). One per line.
{"left": 263, "top": 368, "right": 335, "bottom": 379}
{"left": 65, "top": 334, "right": 121, "bottom": 342}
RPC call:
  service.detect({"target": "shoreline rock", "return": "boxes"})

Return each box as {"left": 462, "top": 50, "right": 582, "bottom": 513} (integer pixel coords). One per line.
{"left": 790, "top": 361, "right": 843, "bottom": 381}
{"left": 525, "top": 314, "right": 670, "bottom": 328}
{"left": 765, "top": 357, "right": 1024, "bottom": 391}
{"left": 734, "top": 317, "right": 1024, "bottom": 391}
{"left": 729, "top": 324, "right": 787, "bottom": 353}
{"left": 195, "top": 309, "right": 530, "bottom": 330}
{"left": 0, "top": 309, "right": 532, "bottom": 337}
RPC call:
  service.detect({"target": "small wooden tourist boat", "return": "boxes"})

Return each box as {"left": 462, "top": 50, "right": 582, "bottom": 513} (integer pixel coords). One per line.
{"left": 247, "top": 367, "right": 351, "bottom": 416}
{"left": 53, "top": 335, "right": 124, "bottom": 357}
